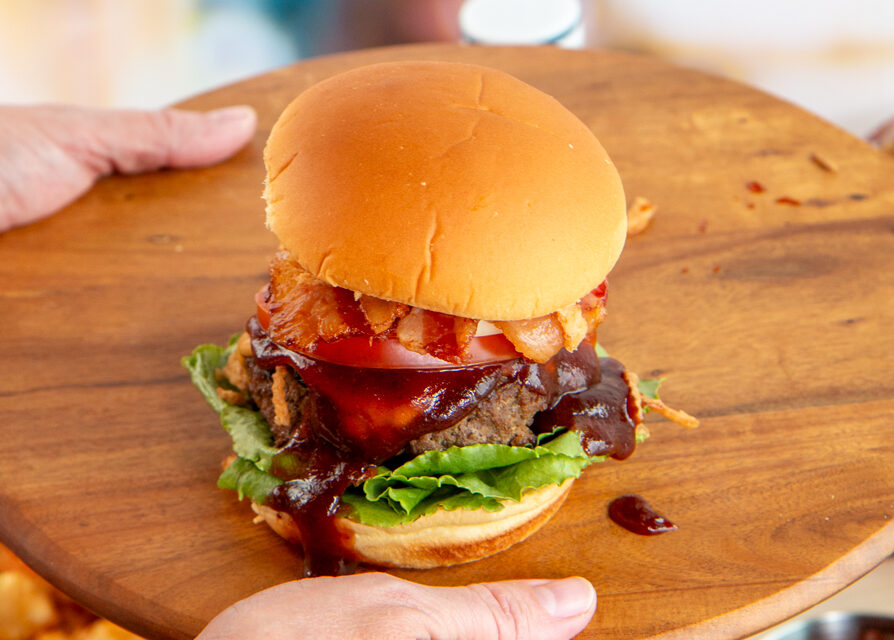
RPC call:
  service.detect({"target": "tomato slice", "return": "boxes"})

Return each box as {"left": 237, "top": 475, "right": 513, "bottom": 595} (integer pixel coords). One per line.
{"left": 254, "top": 286, "right": 520, "bottom": 369}
{"left": 297, "top": 333, "right": 519, "bottom": 369}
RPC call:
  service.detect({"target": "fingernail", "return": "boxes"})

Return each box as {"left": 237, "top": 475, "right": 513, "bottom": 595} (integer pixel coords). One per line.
{"left": 533, "top": 578, "right": 596, "bottom": 618}
{"left": 207, "top": 105, "right": 256, "bottom": 124}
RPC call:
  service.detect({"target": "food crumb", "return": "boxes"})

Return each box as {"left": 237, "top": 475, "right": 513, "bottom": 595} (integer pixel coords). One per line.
{"left": 868, "top": 117, "right": 894, "bottom": 153}
{"left": 681, "top": 267, "right": 689, "bottom": 274}
{"left": 712, "top": 264, "right": 721, "bottom": 273}
{"left": 745, "top": 181, "right": 765, "bottom": 193}
{"left": 809, "top": 152, "right": 838, "bottom": 173}
{"left": 697, "top": 220, "right": 707, "bottom": 233}
{"left": 775, "top": 196, "right": 801, "bottom": 206}
{"left": 626, "top": 196, "right": 657, "bottom": 236}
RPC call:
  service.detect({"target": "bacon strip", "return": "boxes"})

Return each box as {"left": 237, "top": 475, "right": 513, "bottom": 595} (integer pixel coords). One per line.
{"left": 394, "top": 307, "right": 427, "bottom": 356}
{"left": 555, "top": 304, "right": 588, "bottom": 353}
{"left": 495, "top": 292, "right": 606, "bottom": 364}
{"left": 494, "top": 315, "right": 564, "bottom": 363}
{"left": 395, "top": 308, "right": 477, "bottom": 363}
{"left": 578, "top": 290, "right": 607, "bottom": 339}
{"left": 266, "top": 250, "right": 609, "bottom": 364}
{"left": 453, "top": 316, "right": 478, "bottom": 360}
{"left": 359, "top": 295, "right": 409, "bottom": 334}
{"left": 268, "top": 251, "right": 354, "bottom": 348}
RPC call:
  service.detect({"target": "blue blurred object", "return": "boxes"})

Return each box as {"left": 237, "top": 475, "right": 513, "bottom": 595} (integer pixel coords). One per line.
{"left": 459, "top": 0, "right": 583, "bottom": 47}
{"left": 198, "top": 0, "right": 462, "bottom": 59}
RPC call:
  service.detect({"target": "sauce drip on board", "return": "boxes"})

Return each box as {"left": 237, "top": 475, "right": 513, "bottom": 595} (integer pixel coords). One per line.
{"left": 248, "top": 316, "right": 640, "bottom": 576}
{"left": 608, "top": 495, "right": 678, "bottom": 535}
{"left": 745, "top": 180, "right": 766, "bottom": 193}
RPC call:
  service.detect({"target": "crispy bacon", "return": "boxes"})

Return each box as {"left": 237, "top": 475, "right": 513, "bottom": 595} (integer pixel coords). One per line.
{"left": 626, "top": 370, "right": 700, "bottom": 430}
{"left": 627, "top": 196, "right": 657, "bottom": 236}
{"left": 453, "top": 316, "right": 478, "bottom": 360}
{"left": 578, "top": 289, "right": 607, "bottom": 340}
{"left": 268, "top": 251, "right": 356, "bottom": 349}
{"left": 395, "top": 308, "right": 477, "bottom": 363}
{"left": 641, "top": 397, "right": 700, "bottom": 429}
{"left": 394, "top": 307, "right": 426, "bottom": 355}
{"left": 359, "top": 295, "right": 409, "bottom": 334}
{"left": 496, "top": 286, "right": 607, "bottom": 364}
{"left": 495, "top": 315, "right": 564, "bottom": 363}
{"left": 555, "top": 304, "right": 588, "bottom": 352}
{"left": 266, "top": 250, "right": 609, "bottom": 364}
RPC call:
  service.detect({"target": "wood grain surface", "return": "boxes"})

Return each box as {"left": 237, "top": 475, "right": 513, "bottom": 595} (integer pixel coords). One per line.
{"left": 1, "top": 44, "right": 893, "bottom": 640}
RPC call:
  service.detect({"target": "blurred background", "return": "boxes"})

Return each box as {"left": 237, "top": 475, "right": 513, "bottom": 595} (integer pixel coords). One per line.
{"left": 0, "top": 3, "right": 892, "bottom": 640}
{"left": 1, "top": 0, "right": 893, "bottom": 137}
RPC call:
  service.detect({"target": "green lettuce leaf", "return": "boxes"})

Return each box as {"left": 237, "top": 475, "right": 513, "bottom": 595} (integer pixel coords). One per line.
{"left": 182, "top": 340, "right": 282, "bottom": 493}
{"left": 220, "top": 405, "right": 277, "bottom": 472}
{"left": 342, "top": 487, "right": 504, "bottom": 528}
{"left": 343, "top": 430, "right": 598, "bottom": 526}
{"left": 219, "top": 456, "right": 282, "bottom": 503}
{"left": 637, "top": 376, "right": 664, "bottom": 401}
{"left": 182, "top": 342, "right": 232, "bottom": 413}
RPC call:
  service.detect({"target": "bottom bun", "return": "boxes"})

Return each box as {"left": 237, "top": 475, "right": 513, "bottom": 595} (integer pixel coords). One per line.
{"left": 252, "top": 479, "right": 574, "bottom": 569}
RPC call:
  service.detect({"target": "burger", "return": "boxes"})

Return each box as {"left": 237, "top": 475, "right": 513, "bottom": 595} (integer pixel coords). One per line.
{"left": 184, "top": 61, "right": 694, "bottom": 577}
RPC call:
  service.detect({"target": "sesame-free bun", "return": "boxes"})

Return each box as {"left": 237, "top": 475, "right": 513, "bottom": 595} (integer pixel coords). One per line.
{"left": 264, "top": 61, "right": 626, "bottom": 321}
{"left": 252, "top": 479, "right": 573, "bottom": 569}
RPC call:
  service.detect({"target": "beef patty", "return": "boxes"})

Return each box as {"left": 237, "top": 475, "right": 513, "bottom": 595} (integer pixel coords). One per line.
{"left": 244, "top": 357, "right": 543, "bottom": 455}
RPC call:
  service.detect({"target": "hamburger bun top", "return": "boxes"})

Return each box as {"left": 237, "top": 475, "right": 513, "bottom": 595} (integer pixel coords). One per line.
{"left": 264, "top": 61, "right": 626, "bottom": 321}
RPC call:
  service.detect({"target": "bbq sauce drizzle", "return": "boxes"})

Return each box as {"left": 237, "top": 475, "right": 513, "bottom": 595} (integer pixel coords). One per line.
{"left": 248, "top": 316, "right": 639, "bottom": 576}
{"left": 608, "top": 495, "right": 678, "bottom": 535}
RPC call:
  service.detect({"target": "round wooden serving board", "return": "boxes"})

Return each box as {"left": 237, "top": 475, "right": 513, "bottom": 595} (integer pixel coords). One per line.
{"left": 1, "top": 45, "right": 892, "bottom": 640}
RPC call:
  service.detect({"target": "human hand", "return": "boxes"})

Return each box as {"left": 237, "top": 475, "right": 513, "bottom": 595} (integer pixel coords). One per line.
{"left": 196, "top": 572, "right": 596, "bottom": 640}
{"left": 0, "top": 104, "right": 257, "bottom": 233}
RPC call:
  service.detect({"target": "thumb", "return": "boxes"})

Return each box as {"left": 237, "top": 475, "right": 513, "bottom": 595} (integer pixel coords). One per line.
{"left": 84, "top": 105, "right": 258, "bottom": 173}
{"left": 197, "top": 573, "right": 596, "bottom": 640}
{"left": 430, "top": 577, "right": 597, "bottom": 640}
{"left": 0, "top": 104, "right": 257, "bottom": 232}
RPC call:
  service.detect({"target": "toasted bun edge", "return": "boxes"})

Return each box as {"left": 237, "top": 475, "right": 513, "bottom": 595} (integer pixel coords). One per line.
{"left": 252, "top": 479, "right": 574, "bottom": 569}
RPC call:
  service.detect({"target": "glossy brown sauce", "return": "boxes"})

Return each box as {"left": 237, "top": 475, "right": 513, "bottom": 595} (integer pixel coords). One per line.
{"left": 532, "top": 358, "right": 638, "bottom": 460}
{"left": 249, "top": 316, "right": 639, "bottom": 575}
{"left": 608, "top": 495, "right": 678, "bottom": 535}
